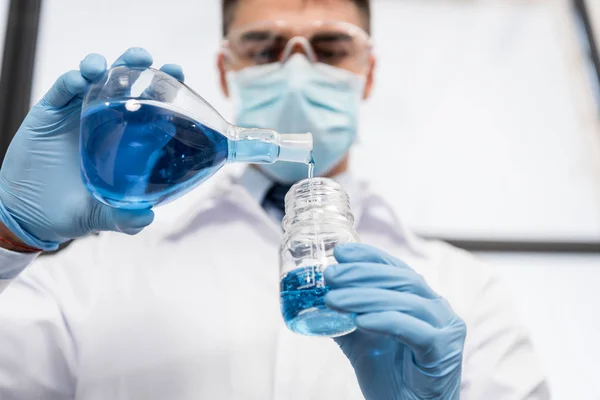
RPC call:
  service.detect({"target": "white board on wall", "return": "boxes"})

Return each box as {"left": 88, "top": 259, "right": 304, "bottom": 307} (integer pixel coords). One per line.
{"left": 353, "top": 0, "right": 600, "bottom": 240}
{"left": 32, "top": 0, "right": 600, "bottom": 240}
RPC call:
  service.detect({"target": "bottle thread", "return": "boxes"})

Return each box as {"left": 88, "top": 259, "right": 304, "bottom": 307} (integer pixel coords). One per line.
{"left": 282, "top": 178, "right": 354, "bottom": 234}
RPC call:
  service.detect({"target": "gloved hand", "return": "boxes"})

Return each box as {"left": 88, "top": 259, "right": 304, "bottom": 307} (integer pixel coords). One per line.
{"left": 324, "top": 243, "right": 466, "bottom": 400}
{"left": 0, "top": 48, "right": 185, "bottom": 251}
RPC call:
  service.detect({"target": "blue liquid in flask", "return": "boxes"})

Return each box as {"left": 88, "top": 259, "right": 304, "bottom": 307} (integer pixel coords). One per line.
{"left": 280, "top": 266, "right": 356, "bottom": 337}
{"left": 80, "top": 100, "right": 228, "bottom": 209}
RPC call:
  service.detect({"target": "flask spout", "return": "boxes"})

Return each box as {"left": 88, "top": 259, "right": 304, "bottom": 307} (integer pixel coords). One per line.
{"left": 227, "top": 127, "right": 313, "bottom": 165}
{"left": 278, "top": 133, "right": 313, "bottom": 164}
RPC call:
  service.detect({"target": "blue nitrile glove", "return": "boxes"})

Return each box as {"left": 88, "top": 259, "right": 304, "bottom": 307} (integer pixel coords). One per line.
{"left": 0, "top": 48, "right": 185, "bottom": 251}
{"left": 324, "top": 243, "right": 466, "bottom": 400}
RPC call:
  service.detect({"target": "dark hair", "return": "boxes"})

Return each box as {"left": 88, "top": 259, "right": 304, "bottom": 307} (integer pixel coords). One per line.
{"left": 222, "top": 0, "right": 371, "bottom": 36}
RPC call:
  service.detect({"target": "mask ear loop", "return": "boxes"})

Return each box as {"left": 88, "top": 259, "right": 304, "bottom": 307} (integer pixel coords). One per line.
{"left": 279, "top": 37, "right": 318, "bottom": 63}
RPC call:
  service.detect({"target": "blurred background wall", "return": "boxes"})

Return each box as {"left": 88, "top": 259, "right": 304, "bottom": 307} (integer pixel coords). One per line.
{"left": 0, "top": 0, "right": 598, "bottom": 398}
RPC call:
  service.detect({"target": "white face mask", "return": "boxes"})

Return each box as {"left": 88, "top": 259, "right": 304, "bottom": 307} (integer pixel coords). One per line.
{"left": 226, "top": 54, "right": 366, "bottom": 183}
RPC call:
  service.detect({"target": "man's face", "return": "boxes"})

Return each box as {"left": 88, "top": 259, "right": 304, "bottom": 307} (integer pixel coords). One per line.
{"left": 218, "top": 0, "right": 375, "bottom": 100}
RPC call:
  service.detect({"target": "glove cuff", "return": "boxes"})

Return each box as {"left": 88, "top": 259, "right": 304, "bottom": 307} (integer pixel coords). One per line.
{"left": 0, "top": 200, "right": 59, "bottom": 251}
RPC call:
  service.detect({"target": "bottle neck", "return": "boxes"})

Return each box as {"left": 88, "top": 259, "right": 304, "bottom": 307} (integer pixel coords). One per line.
{"left": 226, "top": 126, "right": 313, "bottom": 165}
{"left": 282, "top": 178, "right": 355, "bottom": 233}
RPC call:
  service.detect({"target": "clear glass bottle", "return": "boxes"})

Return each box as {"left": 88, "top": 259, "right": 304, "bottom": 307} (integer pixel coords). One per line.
{"left": 279, "top": 177, "right": 359, "bottom": 337}
{"left": 80, "top": 66, "right": 313, "bottom": 209}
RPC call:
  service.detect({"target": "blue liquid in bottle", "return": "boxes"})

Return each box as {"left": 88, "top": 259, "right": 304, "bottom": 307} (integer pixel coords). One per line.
{"left": 280, "top": 266, "right": 356, "bottom": 337}
{"left": 80, "top": 100, "right": 228, "bottom": 209}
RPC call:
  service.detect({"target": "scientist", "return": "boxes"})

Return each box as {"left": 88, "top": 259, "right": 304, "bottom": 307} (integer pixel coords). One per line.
{"left": 0, "top": 0, "right": 550, "bottom": 399}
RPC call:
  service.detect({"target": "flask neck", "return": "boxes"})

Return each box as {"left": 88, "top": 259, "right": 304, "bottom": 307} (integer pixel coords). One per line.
{"left": 226, "top": 126, "right": 313, "bottom": 165}
{"left": 282, "top": 178, "right": 355, "bottom": 233}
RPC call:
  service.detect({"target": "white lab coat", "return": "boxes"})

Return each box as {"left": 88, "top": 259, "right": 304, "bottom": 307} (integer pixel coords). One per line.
{"left": 0, "top": 168, "right": 549, "bottom": 399}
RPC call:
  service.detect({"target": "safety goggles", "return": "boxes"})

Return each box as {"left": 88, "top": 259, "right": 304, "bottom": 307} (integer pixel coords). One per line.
{"left": 221, "top": 20, "right": 372, "bottom": 73}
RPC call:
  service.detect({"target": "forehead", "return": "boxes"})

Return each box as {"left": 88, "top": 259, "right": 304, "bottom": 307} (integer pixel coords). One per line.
{"left": 228, "top": 0, "right": 365, "bottom": 31}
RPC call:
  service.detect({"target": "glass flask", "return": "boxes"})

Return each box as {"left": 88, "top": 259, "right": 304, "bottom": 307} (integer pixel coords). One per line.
{"left": 279, "top": 178, "right": 359, "bottom": 337}
{"left": 80, "top": 66, "right": 313, "bottom": 209}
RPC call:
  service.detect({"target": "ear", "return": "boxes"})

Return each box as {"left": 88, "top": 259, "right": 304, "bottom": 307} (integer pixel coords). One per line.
{"left": 362, "top": 53, "right": 376, "bottom": 100}
{"left": 217, "top": 52, "right": 230, "bottom": 98}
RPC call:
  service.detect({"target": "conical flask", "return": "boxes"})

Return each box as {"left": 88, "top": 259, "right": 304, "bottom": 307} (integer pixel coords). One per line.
{"left": 80, "top": 66, "right": 313, "bottom": 209}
